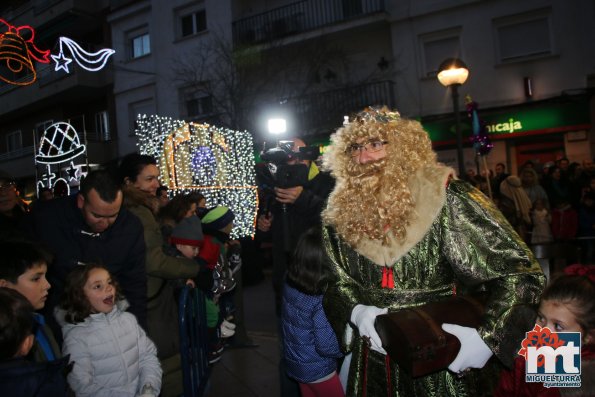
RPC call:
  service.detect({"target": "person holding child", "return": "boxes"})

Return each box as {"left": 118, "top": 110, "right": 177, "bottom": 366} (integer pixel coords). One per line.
{"left": 495, "top": 264, "right": 595, "bottom": 396}
{"left": 56, "top": 263, "right": 162, "bottom": 397}
{"left": 119, "top": 153, "right": 201, "bottom": 396}
{"left": 282, "top": 227, "right": 344, "bottom": 397}
{"left": 0, "top": 288, "right": 70, "bottom": 397}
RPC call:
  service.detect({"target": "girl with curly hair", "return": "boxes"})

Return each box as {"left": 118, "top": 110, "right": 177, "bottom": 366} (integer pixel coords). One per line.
{"left": 57, "top": 264, "right": 162, "bottom": 397}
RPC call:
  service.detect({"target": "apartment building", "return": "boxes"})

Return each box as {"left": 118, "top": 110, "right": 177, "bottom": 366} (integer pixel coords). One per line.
{"left": 0, "top": 0, "right": 116, "bottom": 192}
{"left": 1, "top": 0, "right": 593, "bottom": 191}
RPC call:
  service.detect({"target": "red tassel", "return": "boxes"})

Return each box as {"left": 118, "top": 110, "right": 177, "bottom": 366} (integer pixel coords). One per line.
{"left": 387, "top": 269, "right": 394, "bottom": 289}
{"left": 381, "top": 267, "right": 388, "bottom": 288}
{"left": 385, "top": 354, "right": 392, "bottom": 397}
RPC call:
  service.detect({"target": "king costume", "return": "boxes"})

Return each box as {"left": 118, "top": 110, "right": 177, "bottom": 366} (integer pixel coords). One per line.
{"left": 320, "top": 107, "right": 546, "bottom": 397}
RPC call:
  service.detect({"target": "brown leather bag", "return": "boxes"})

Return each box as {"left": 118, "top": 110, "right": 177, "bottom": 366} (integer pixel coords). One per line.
{"left": 374, "top": 294, "right": 486, "bottom": 378}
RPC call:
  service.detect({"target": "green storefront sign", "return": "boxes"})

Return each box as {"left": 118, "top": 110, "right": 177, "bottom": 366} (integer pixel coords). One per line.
{"left": 254, "top": 98, "right": 591, "bottom": 160}
{"left": 421, "top": 99, "right": 590, "bottom": 143}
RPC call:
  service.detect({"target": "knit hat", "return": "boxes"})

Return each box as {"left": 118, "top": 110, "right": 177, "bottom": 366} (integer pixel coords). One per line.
{"left": 170, "top": 215, "right": 203, "bottom": 246}
{"left": 201, "top": 206, "right": 235, "bottom": 231}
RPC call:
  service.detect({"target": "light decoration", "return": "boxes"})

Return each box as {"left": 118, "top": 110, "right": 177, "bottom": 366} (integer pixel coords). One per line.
{"left": 51, "top": 37, "right": 115, "bottom": 73}
{"left": 136, "top": 115, "right": 258, "bottom": 239}
{"left": 0, "top": 18, "right": 50, "bottom": 86}
{"left": 34, "top": 122, "right": 88, "bottom": 198}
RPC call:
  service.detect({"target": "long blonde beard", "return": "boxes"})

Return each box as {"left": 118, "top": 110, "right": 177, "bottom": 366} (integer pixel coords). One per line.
{"left": 322, "top": 108, "right": 437, "bottom": 248}
{"left": 325, "top": 159, "right": 415, "bottom": 247}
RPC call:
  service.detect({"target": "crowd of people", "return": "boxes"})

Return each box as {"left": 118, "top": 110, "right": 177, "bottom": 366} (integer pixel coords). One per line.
{"left": 463, "top": 157, "right": 595, "bottom": 263}
{"left": 0, "top": 154, "right": 248, "bottom": 396}
{"left": 0, "top": 107, "right": 594, "bottom": 397}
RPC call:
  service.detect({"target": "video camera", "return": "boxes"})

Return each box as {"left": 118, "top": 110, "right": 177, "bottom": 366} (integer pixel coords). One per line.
{"left": 258, "top": 141, "right": 319, "bottom": 189}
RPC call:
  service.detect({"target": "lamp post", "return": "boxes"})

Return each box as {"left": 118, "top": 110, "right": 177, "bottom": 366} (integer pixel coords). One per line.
{"left": 437, "top": 58, "right": 469, "bottom": 178}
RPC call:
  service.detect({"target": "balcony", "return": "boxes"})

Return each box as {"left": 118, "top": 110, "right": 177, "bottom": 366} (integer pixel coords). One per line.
{"left": 285, "top": 80, "right": 395, "bottom": 136}
{"left": 0, "top": 63, "right": 113, "bottom": 118}
{"left": 233, "top": 0, "right": 386, "bottom": 46}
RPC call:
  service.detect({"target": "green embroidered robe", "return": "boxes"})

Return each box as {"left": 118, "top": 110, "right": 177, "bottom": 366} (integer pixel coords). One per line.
{"left": 322, "top": 173, "right": 545, "bottom": 397}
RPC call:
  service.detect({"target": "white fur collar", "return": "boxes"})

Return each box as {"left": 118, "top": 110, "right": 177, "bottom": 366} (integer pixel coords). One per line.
{"left": 351, "top": 165, "right": 454, "bottom": 266}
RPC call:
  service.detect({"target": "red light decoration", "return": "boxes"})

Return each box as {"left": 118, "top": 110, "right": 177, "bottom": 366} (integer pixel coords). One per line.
{"left": 0, "top": 18, "right": 50, "bottom": 86}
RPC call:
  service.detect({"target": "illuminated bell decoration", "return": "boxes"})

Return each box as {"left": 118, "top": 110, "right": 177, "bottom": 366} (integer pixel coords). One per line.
{"left": 36, "top": 122, "right": 86, "bottom": 164}
{"left": 0, "top": 18, "right": 50, "bottom": 86}
{"left": 0, "top": 31, "right": 36, "bottom": 85}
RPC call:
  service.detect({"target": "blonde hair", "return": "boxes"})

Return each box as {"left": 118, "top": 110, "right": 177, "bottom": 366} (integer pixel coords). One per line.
{"left": 322, "top": 107, "right": 437, "bottom": 246}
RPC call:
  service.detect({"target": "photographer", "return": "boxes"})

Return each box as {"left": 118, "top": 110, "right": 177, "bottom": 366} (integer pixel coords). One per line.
{"left": 256, "top": 138, "right": 334, "bottom": 397}
{"left": 258, "top": 138, "right": 334, "bottom": 306}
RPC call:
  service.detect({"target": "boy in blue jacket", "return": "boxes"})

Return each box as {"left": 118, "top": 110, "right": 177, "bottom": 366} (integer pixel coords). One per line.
{"left": 0, "top": 240, "right": 61, "bottom": 363}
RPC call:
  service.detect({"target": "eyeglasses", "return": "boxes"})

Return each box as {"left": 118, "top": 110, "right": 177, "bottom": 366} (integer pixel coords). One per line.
{"left": 346, "top": 140, "right": 388, "bottom": 157}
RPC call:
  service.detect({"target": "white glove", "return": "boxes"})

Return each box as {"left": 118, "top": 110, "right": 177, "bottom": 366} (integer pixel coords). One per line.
{"left": 220, "top": 320, "right": 236, "bottom": 338}
{"left": 441, "top": 323, "right": 493, "bottom": 373}
{"left": 139, "top": 384, "right": 157, "bottom": 397}
{"left": 350, "top": 304, "right": 388, "bottom": 354}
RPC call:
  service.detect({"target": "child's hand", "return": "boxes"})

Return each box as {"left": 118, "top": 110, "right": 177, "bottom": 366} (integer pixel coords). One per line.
{"left": 186, "top": 279, "right": 195, "bottom": 288}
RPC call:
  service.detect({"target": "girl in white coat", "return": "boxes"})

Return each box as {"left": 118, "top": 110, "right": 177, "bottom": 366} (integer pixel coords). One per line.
{"left": 58, "top": 264, "right": 161, "bottom": 397}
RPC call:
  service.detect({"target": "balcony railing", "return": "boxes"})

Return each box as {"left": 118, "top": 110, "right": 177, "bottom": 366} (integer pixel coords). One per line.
{"left": 0, "top": 146, "right": 34, "bottom": 162}
{"left": 84, "top": 129, "right": 112, "bottom": 142}
{"left": 233, "top": 0, "right": 386, "bottom": 46}
{"left": 285, "top": 80, "right": 395, "bottom": 136}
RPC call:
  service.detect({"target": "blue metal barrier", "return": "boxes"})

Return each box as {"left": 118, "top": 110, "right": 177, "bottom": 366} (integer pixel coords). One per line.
{"left": 179, "top": 286, "right": 210, "bottom": 397}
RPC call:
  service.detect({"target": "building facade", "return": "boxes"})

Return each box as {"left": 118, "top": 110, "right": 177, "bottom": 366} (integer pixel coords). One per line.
{"left": 0, "top": 0, "right": 593, "bottom": 193}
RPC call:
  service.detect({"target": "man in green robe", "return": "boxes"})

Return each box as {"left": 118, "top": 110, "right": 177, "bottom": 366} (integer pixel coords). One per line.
{"left": 320, "top": 107, "right": 545, "bottom": 396}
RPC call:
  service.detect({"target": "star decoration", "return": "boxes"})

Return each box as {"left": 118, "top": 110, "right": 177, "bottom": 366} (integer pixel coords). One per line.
{"left": 51, "top": 52, "right": 73, "bottom": 73}
{"left": 66, "top": 161, "right": 79, "bottom": 181}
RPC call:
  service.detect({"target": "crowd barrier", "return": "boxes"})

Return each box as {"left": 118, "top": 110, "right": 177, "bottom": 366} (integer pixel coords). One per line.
{"left": 530, "top": 237, "right": 594, "bottom": 280}
{"left": 178, "top": 286, "right": 210, "bottom": 397}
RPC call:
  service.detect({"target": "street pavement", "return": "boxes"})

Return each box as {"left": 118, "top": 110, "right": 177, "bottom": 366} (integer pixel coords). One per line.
{"left": 206, "top": 272, "right": 281, "bottom": 397}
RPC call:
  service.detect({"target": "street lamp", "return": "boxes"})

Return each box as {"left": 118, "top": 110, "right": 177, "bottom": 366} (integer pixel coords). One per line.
{"left": 437, "top": 58, "right": 469, "bottom": 178}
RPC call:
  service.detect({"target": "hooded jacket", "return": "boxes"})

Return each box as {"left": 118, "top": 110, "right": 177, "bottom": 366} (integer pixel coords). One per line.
{"left": 57, "top": 301, "right": 162, "bottom": 397}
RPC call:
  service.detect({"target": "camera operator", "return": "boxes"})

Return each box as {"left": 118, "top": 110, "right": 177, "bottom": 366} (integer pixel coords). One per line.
{"left": 257, "top": 138, "right": 334, "bottom": 397}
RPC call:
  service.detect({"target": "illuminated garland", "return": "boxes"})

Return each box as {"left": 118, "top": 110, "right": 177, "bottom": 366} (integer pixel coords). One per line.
{"left": 135, "top": 115, "right": 257, "bottom": 238}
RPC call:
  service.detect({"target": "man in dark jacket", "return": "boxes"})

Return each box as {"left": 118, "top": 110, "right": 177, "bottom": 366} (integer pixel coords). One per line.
{"left": 24, "top": 170, "right": 147, "bottom": 335}
{"left": 256, "top": 138, "right": 334, "bottom": 397}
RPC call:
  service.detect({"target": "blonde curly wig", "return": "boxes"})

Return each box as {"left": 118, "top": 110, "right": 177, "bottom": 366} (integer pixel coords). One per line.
{"left": 322, "top": 107, "right": 438, "bottom": 246}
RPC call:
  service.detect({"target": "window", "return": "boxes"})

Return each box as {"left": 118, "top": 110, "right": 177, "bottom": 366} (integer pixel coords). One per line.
{"left": 181, "top": 10, "right": 207, "bottom": 37}
{"left": 494, "top": 10, "right": 553, "bottom": 62}
{"left": 6, "top": 130, "right": 22, "bottom": 152}
{"left": 94, "top": 111, "right": 110, "bottom": 141}
{"left": 35, "top": 120, "right": 54, "bottom": 143}
{"left": 419, "top": 29, "right": 462, "bottom": 77}
{"left": 131, "top": 33, "right": 150, "bottom": 58}
{"left": 186, "top": 95, "right": 213, "bottom": 118}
